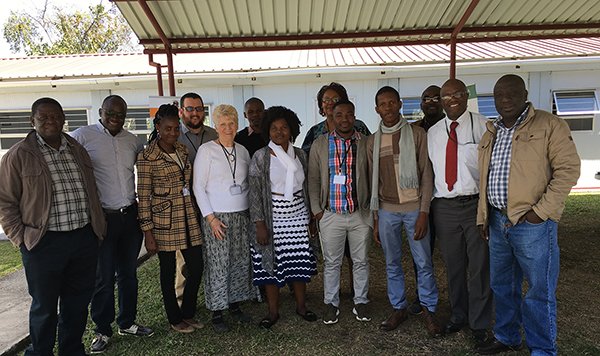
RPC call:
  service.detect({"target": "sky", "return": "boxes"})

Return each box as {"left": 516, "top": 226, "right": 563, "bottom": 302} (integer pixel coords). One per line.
{"left": 0, "top": 0, "right": 119, "bottom": 57}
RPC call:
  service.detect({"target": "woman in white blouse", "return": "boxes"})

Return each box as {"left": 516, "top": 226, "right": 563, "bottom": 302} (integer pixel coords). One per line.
{"left": 193, "top": 104, "right": 254, "bottom": 333}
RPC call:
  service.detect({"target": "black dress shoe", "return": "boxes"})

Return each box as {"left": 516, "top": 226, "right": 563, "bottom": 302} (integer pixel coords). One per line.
{"left": 471, "top": 329, "right": 489, "bottom": 347}
{"left": 476, "top": 338, "right": 522, "bottom": 355}
{"left": 444, "top": 321, "right": 466, "bottom": 334}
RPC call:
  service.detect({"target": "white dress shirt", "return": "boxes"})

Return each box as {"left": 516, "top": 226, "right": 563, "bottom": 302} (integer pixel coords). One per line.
{"left": 70, "top": 123, "right": 143, "bottom": 209}
{"left": 427, "top": 111, "right": 488, "bottom": 198}
{"left": 193, "top": 141, "right": 250, "bottom": 216}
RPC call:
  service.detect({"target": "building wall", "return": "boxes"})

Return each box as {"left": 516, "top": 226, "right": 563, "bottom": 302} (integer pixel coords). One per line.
{"left": 1, "top": 60, "right": 598, "bottom": 189}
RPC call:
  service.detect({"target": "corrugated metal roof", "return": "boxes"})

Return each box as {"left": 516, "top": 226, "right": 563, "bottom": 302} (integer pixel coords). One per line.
{"left": 113, "top": 0, "right": 600, "bottom": 53}
{"left": 1, "top": 38, "right": 599, "bottom": 80}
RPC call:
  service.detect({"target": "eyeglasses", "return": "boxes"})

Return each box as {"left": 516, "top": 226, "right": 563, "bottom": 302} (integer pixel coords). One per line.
{"left": 103, "top": 111, "right": 126, "bottom": 119}
{"left": 422, "top": 96, "right": 441, "bottom": 103}
{"left": 322, "top": 97, "right": 340, "bottom": 104}
{"left": 183, "top": 106, "right": 204, "bottom": 112}
{"left": 441, "top": 92, "right": 468, "bottom": 101}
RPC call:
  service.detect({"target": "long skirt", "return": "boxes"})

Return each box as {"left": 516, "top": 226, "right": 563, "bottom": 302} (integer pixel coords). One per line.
{"left": 251, "top": 195, "right": 317, "bottom": 288}
{"left": 202, "top": 210, "right": 254, "bottom": 311}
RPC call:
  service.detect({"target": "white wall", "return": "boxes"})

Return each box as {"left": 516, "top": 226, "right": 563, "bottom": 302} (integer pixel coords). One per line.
{"left": 1, "top": 59, "right": 599, "bottom": 189}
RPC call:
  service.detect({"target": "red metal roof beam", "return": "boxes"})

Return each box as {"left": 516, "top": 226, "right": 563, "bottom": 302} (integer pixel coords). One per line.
{"left": 450, "top": 0, "right": 480, "bottom": 79}
{"left": 137, "top": 0, "right": 176, "bottom": 96}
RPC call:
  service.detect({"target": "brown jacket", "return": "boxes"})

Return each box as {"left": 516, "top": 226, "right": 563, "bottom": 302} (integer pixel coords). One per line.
{"left": 137, "top": 140, "right": 202, "bottom": 251}
{"left": 0, "top": 131, "right": 106, "bottom": 250}
{"left": 477, "top": 103, "right": 581, "bottom": 226}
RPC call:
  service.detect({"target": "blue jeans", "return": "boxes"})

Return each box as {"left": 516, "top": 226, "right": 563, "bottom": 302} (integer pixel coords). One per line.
{"left": 90, "top": 207, "right": 143, "bottom": 336}
{"left": 489, "top": 208, "right": 559, "bottom": 356}
{"left": 378, "top": 209, "right": 438, "bottom": 312}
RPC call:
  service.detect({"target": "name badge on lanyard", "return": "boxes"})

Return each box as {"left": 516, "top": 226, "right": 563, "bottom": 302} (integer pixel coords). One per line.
{"left": 333, "top": 174, "right": 346, "bottom": 185}
{"left": 182, "top": 186, "right": 191, "bottom": 196}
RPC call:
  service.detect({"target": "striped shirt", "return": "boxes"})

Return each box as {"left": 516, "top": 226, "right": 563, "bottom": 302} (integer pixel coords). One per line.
{"left": 487, "top": 106, "right": 529, "bottom": 209}
{"left": 328, "top": 131, "right": 360, "bottom": 214}
{"left": 37, "top": 133, "right": 89, "bottom": 231}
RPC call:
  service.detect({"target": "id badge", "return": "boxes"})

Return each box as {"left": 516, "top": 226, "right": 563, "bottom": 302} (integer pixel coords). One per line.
{"left": 333, "top": 174, "right": 346, "bottom": 185}
{"left": 182, "top": 186, "right": 191, "bottom": 196}
{"left": 229, "top": 184, "right": 243, "bottom": 195}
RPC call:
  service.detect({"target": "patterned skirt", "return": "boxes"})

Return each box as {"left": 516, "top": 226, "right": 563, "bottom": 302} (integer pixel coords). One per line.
{"left": 251, "top": 195, "right": 317, "bottom": 288}
{"left": 202, "top": 210, "right": 255, "bottom": 311}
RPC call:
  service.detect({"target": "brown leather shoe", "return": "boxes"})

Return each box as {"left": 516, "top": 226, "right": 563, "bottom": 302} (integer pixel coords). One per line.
{"left": 379, "top": 308, "right": 408, "bottom": 331}
{"left": 422, "top": 309, "right": 443, "bottom": 337}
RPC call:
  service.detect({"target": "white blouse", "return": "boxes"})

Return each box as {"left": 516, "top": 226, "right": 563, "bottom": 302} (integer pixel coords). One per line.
{"left": 269, "top": 153, "right": 304, "bottom": 196}
{"left": 193, "top": 141, "right": 250, "bottom": 216}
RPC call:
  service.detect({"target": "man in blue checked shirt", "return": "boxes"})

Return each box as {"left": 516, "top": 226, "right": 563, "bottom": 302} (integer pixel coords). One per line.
{"left": 476, "top": 74, "right": 580, "bottom": 356}
{"left": 308, "top": 100, "right": 372, "bottom": 325}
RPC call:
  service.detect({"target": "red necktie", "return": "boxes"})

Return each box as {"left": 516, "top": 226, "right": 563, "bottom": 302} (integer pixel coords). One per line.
{"left": 445, "top": 121, "right": 458, "bottom": 191}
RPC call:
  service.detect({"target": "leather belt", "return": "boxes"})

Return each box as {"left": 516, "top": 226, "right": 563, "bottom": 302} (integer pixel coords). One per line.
{"left": 103, "top": 203, "right": 136, "bottom": 215}
{"left": 441, "top": 194, "right": 479, "bottom": 202}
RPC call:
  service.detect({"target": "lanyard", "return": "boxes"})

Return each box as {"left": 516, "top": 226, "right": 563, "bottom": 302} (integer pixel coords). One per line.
{"left": 334, "top": 137, "right": 354, "bottom": 174}
{"left": 445, "top": 112, "right": 476, "bottom": 145}
{"left": 158, "top": 142, "right": 186, "bottom": 178}
{"left": 184, "top": 130, "right": 205, "bottom": 153}
{"left": 218, "top": 141, "right": 237, "bottom": 185}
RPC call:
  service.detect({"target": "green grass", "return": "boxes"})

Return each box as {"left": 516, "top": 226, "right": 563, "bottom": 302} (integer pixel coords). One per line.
{"left": 0, "top": 240, "right": 21, "bottom": 278}
{"left": 5, "top": 195, "right": 599, "bottom": 355}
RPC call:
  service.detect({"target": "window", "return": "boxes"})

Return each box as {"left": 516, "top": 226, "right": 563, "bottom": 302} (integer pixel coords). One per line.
{"left": 0, "top": 108, "right": 88, "bottom": 149}
{"left": 401, "top": 97, "right": 422, "bottom": 122}
{"left": 125, "top": 107, "right": 153, "bottom": 145}
{"left": 552, "top": 91, "right": 598, "bottom": 131}
{"left": 477, "top": 95, "right": 499, "bottom": 119}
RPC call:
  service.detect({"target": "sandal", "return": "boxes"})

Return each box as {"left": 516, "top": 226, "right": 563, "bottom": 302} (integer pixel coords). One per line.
{"left": 258, "top": 315, "right": 279, "bottom": 329}
{"left": 296, "top": 309, "right": 318, "bottom": 322}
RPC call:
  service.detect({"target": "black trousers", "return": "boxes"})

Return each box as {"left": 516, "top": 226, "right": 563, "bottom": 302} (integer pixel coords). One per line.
{"left": 157, "top": 245, "right": 203, "bottom": 325}
{"left": 90, "top": 205, "right": 143, "bottom": 336}
{"left": 20, "top": 224, "right": 98, "bottom": 356}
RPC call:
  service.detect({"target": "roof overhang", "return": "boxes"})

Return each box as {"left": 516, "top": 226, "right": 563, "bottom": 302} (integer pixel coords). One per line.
{"left": 111, "top": 0, "right": 600, "bottom": 95}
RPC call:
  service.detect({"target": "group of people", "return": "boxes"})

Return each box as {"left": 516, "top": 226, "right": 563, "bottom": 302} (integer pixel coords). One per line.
{"left": 0, "top": 74, "right": 580, "bottom": 356}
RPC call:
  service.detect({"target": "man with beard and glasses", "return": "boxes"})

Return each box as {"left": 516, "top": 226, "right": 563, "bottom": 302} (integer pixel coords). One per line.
{"left": 175, "top": 92, "right": 218, "bottom": 305}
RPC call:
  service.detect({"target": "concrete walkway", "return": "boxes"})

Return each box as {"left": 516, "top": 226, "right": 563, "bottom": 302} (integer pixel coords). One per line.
{"left": 0, "top": 240, "right": 147, "bottom": 356}
{"left": 0, "top": 269, "right": 30, "bottom": 356}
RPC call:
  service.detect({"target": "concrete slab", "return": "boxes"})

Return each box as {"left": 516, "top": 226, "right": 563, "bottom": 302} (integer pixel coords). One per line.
{"left": 0, "top": 269, "right": 30, "bottom": 356}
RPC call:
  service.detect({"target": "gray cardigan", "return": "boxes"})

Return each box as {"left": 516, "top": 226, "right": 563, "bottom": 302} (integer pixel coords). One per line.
{"left": 248, "top": 145, "right": 310, "bottom": 274}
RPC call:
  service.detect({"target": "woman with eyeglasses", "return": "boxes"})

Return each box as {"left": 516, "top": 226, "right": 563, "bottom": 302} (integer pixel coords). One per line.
{"left": 193, "top": 104, "right": 255, "bottom": 333}
{"left": 301, "top": 82, "right": 371, "bottom": 154}
{"left": 137, "top": 104, "right": 204, "bottom": 334}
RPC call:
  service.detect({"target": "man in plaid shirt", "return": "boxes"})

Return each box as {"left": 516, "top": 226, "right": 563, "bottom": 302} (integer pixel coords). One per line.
{"left": 477, "top": 75, "right": 580, "bottom": 356}
{"left": 0, "top": 97, "right": 105, "bottom": 356}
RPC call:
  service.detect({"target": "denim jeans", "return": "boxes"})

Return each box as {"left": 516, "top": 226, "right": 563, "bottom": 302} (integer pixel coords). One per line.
{"left": 489, "top": 208, "right": 559, "bottom": 356}
{"left": 90, "top": 207, "right": 143, "bottom": 336}
{"left": 378, "top": 209, "right": 438, "bottom": 312}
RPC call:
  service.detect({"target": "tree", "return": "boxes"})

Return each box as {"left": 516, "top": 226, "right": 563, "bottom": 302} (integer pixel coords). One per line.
{"left": 2, "top": 0, "right": 139, "bottom": 56}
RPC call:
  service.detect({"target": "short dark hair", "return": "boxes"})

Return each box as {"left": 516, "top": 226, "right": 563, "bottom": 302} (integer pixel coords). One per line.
{"left": 180, "top": 92, "right": 203, "bottom": 108}
{"left": 261, "top": 106, "right": 302, "bottom": 143}
{"left": 332, "top": 99, "right": 355, "bottom": 112}
{"left": 244, "top": 97, "right": 264, "bottom": 109}
{"left": 31, "top": 97, "right": 63, "bottom": 117}
{"left": 316, "top": 82, "right": 349, "bottom": 116}
{"left": 375, "top": 86, "right": 400, "bottom": 105}
{"left": 101, "top": 95, "right": 126, "bottom": 108}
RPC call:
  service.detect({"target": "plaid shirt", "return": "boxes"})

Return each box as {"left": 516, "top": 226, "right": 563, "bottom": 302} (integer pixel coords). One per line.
{"left": 487, "top": 106, "right": 529, "bottom": 209}
{"left": 37, "top": 134, "right": 89, "bottom": 231}
{"left": 328, "top": 131, "right": 360, "bottom": 213}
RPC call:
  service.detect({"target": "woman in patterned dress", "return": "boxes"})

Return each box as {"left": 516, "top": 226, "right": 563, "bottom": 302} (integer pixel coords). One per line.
{"left": 192, "top": 104, "right": 254, "bottom": 333}
{"left": 137, "top": 104, "right": 204, "bottom": 333}
{"left": 249, "top": 106, "right": 318, "bottom": 328}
